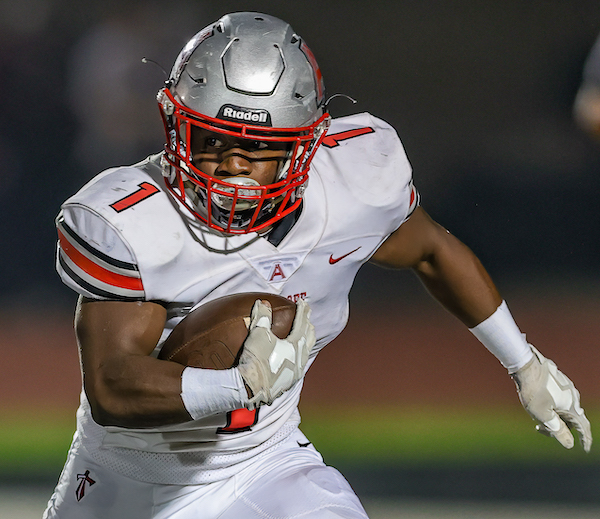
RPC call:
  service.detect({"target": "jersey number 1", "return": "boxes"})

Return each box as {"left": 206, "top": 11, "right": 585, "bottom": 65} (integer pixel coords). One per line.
{"left": 110, "top": 182, "right": 159, "bottom": 212}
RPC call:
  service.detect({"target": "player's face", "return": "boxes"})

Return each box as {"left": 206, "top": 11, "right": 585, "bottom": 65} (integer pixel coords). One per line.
{"left": 190, "top": 128, "right": 292, "bottom": 185}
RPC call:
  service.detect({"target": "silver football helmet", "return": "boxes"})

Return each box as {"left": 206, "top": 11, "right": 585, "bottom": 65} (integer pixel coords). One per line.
{"left": 158, "top": 12, "right": 330, "bottom": 234}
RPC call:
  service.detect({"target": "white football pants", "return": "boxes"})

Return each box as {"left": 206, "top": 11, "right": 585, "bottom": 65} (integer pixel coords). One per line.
{"left": 43, "top": 428, "right": 369, "bottom": 518}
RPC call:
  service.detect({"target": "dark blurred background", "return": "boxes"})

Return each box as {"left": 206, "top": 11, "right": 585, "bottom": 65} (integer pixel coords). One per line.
{"left": 2, "top": 0, "right": 600, "bottom": 309}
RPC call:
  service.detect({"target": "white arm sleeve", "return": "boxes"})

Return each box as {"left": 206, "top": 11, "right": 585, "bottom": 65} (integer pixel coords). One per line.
{"left": 468, "top": 300, "right": 534, "bottom": 372}
{"left": 181, "top": 367, "right": 249, "bottom": 420}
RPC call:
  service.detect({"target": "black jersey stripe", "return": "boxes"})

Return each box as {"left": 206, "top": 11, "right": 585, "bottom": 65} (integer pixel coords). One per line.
{"left": 57, "top": 216, "right": 139, "bottom": 272}
{"left": 58, "top": 253, "right": 143, "bottom": 301}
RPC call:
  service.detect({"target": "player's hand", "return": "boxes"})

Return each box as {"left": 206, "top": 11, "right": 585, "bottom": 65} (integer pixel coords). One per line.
{"left": 511, "top": 346, "right": 592, "bottom": 452}
{"left": 238, "top": 298, "right": 315, "bottom": 409}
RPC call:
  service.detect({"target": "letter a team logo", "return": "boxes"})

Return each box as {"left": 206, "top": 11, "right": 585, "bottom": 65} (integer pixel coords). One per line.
{"left": 269, "top": 263, "right": 286, "bottom": 281}
{"left": 248, "top": 255, "right": 303, "bottom": 286}
{"left": 76, "top": 470, "right": 96, "bottom": 501}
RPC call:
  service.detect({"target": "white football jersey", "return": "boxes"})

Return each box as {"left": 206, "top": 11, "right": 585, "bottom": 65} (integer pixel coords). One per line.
{"left": 56, "top": 112, "right": 418, "bottom": 484}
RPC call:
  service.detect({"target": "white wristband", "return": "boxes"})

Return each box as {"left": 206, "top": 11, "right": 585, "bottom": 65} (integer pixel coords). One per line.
{"left": 181, "top": 367, "right": 248, "bottom": 420}
{"left": 468, "top": 300, "right": 534, "bottom": 372}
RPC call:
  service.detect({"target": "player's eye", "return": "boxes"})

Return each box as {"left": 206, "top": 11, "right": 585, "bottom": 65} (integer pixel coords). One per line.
{"left": 251, "top": 140, "right": 269, "bottom": 151}
{"left": 205, "top": 137, "right": 226, "bottom": 149}
{"left": 234, "top": 140, "right": 268, "bottom": 152}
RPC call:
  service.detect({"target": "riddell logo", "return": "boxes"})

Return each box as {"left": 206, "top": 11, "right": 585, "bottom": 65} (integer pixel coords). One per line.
{"left": 218, "top": 104, "right": 272, "bottom": 126}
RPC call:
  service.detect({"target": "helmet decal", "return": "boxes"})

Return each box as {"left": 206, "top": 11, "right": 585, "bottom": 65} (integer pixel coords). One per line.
{"left": 217, "top": 105, "right": 272, "bottom": 126}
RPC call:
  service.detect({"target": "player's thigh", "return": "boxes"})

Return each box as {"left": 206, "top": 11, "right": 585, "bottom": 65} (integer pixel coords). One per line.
{"left": 227, "top": 464, "right": 368, "bottom": 519}
{"left": 221, "top": 432, "right": 369, "bottom": 519}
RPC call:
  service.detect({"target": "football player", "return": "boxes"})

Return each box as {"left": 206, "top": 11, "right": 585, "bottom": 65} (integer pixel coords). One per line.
{"left": 44, "top": 12, "right": 592, "bottom": 519}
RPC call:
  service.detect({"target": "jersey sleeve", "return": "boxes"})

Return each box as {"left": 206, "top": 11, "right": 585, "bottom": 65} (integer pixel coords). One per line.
{"left": 363, "top": 113, "right": 420, "bottom": 225}
{"left": 56, "top": 204, "right": 146, "bottom": 300}
{"left": 318, "top": 112, "right": 420, "bottom": 234}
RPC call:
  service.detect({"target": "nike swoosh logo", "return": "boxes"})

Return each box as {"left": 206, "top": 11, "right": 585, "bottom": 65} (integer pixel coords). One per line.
{"left": 297, "top": 441, "right": 312, "bottom": 448}
{"left": 329, "top": 246, "right": 361, "bottom": 264}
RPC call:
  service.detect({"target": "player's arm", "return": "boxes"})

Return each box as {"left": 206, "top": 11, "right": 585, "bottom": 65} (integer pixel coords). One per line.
{"left": 75, "top": 296, "right": 193, "bottom": 428}
{"left": 371, "top": 207, "right": 592, "bottom": 452}
{"left": 76, "top": 295, "right": 314, "bottom": 427}
{"left": 57, "top": 205, "right": 251, "bottom": 428}
{"left": 371, "top": 207, "right": 501, "bottom": 327}
{"left": 57, "top": 207, "right": 197, "bottom": 427}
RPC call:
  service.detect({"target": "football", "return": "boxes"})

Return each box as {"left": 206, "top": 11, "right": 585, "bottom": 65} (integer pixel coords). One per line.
{"left": 158, "top": 292, "right": 296, "bottom": 369}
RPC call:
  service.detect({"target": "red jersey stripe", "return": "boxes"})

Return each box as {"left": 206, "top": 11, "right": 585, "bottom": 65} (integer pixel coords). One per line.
{"left": 57, "top": 228, "right": 144, "bottom": 291}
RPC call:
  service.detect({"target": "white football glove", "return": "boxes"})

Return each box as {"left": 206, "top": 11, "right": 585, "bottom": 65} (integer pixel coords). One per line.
{"left": 511, "top": 345, "right": 592, "bottom": 452}
{"left": 238, "top": 299, "right": 315, "bottom": 410}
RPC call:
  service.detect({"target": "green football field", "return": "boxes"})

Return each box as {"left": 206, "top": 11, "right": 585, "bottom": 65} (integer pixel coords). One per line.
{"left": 300, "top": 404, "right": 599, "bottom": 466}
{"left": 2, "top": 404, "right": 597, "bottom": 477}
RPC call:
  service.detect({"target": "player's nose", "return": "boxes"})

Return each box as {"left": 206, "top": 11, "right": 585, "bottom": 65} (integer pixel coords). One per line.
{"left": 215, "top": 152, "right": 253, "bottom": 177}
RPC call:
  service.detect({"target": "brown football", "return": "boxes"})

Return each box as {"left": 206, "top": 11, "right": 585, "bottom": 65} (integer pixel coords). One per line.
{"left": 158, "top": 293, "right": 296, "bottom": 369}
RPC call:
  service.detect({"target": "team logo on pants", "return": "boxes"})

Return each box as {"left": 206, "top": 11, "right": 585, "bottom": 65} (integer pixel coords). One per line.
{"left": 76, "top": 470, "right": 96, "bottom": 501}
